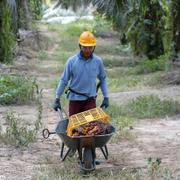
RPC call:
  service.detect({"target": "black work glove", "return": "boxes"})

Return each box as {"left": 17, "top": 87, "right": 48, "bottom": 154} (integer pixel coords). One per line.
{"left": 100, "top": 97, "right": 109, "bottom": 109}
{"left": 53, "top": 98, "right": 61, "bottom": 111}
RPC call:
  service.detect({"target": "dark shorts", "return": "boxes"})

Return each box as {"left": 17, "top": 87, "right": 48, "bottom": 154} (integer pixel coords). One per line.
{"left": 69, "top": 97, "right": 96, "bottom": 116}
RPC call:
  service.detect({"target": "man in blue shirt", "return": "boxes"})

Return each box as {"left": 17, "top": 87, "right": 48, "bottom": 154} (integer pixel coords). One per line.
{"left": 53, "top": 31, "right": 109, "bottom": 116}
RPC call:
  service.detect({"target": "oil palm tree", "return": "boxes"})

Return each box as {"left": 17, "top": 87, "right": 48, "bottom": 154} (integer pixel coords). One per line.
{"left": 54, "top": 0, "right": 166, "bottom": 59}
{"left": 171, "top": 0, "right": 180, "bottom": 59}
{"left": 0, "top": 0, "right": 15, "bottom": 63}
{"left": 0, "top": 0, "right": 43, "bottom": 63}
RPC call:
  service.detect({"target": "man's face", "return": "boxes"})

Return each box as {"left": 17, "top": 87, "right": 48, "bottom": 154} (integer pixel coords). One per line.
{"left": 80, "top": 46, "right": 95, "bottom": 59}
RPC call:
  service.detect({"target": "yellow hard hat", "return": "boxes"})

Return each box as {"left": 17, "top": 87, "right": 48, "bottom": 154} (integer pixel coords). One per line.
{"left": 79, "top": 31, "right": 96, "bottom": 46}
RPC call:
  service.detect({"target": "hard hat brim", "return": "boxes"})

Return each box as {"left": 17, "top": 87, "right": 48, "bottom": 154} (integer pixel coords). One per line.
{"left": 79, "top": 42, "right": 96, "bottom": 46}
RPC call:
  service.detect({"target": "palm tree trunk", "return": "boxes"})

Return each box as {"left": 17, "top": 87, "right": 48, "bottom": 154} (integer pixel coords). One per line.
{"left": 22, "top": 0, "right": 32, "bottom": 29}
{"left": 144, "top": 1, "right": 164, "bottom": 59}
{"left": 171, "top": 0, "right": 180, "bottom": 58}
{"left": 0, "top": 0, "right": 15, "bottom": 63}
{"left": 16, "top": 0, "right": 32, "bottom": 30}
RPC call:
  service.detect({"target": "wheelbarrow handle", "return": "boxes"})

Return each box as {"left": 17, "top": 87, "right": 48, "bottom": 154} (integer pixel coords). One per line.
{"left": 57, "top": 108, "right": 64, "bottom": 120}
{"left": 42, "top": 108, "right": 66, "bottom": 139}
{"left": 42, "top": 128, "right": 56, "bottom": 139}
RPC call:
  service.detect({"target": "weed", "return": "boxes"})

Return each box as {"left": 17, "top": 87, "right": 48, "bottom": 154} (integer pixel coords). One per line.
{"left": 34, "top": 163, "right": 143, "bottom": 180}
{"left": 105, "top": 104, "right": 135, "bottom": 142}
{"left": 96, "top": 44, "right": 130, "bottom": 56}
{"left": 0, "top": 75, "right": 38, "bottom": 105}
{"left": 107, "top": 76, "right": 142, "bottom": 92}
{"left": 38, "top": 51, "right": 49, "bottom": 60}
{"left": 92, "top": 12, "right": 112, "bottom": 36}
{"left": 53, "top": 50, "right": 72, "bottom": 63}
{"left": 0, "top": 111, "right": 36, "bottom": 146}
{"left": 125, "top": 95, "right": 180, "bottom": 119}
{"left": 100, "top": 96, "right": 180, "bottom": 141}
{"left": 0, "top": 86, "right": 42, "bottom": 146}
{"left": 147, "top": 157, "right": 162, "bottom": 179}
{"left": 0, "top": 108, "right": 42, "bottom": 147}
{"left": 136, "top": 53, "right": 171, "bottom": 74}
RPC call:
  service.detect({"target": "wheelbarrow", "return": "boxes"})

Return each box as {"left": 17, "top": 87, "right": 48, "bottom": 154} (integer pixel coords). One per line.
{"left": 42, "top": 108, "right": 115, "bottom": 172}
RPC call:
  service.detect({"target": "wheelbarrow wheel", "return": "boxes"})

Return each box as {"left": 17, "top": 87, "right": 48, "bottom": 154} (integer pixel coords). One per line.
{"left": 83, "top": 148, "right": 94, "bottom": 171}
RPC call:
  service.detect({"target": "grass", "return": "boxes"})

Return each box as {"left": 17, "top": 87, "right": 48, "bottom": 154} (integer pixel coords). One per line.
{"left": 0, "top": 79, "right": 42, "bottom": 146}
{"left": 125, "top": 95, "right": 180, "bottom": 119}
{"left": 53, "top": 49, "right": 74, "bottom": 63}
{"left": 34, "top": 157, "right": 175, "bottom": 180}
{"left": 108, "top": 95, "right": 180, "bottom": 120}
{"left": 135, "top": 53, "right": 171, "bottom": 74}
{"left": 105, "top": 65, "right": 168, "bottom": 92}
{"left": 0, "top": 75, "right": 38, "bottom": 105}
{"left": 38, "top": 51, "right": 49, "bottom": 61}
{"left": 0, "top": 111, "right": 41, "bottom": 147}
{"left": 96, "top": 44, "right": 132, "bottom": 56}
{"left": 34, "top": 164, "right": 143, "bottom": 180}
{"left": 103, "top": 57, "right": 136, "bottom": 68}
{"left": 102, "top": 95, "right": 180, "bottom": 142}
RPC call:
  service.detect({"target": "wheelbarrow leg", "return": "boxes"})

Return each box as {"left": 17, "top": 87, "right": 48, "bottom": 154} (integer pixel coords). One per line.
{"left": 77, "top": 147, "right": 83, "bottom": 162}
{"left": 104, "top": 144, "right": 108, "bottom": 156}
{"left": 100, "top": 145, "right": 108, "bottom": 160}
{"left": 60, "top": 142, "right": 65, "bottom": 158}
{"left": 61, "top": 148, "right": 72, "bottom": 161}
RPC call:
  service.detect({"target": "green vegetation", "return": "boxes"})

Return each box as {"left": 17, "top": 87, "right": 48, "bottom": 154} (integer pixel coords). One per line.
{"left": 103, "top": 57, "right": 136, "bottom": 68}
{"left": 125, "top": 95, "right": 180, "bottom": 119}
{"left": 104, "top": 95, "right": 180, "bottom": 141}
{"left": 92, "top": 12, "right": 113, "bottom": 36}
{"left": 35, "top": 164, "right": 142, "bottom": 179}
{"left": 0, "top": 0, "right": 43, "bottom": 63}
{"left": 135, "top": 54, "right": 171, "bottom": 74}
{"left": 0, "top": 1, "right": 15, "bottom": 63}
{"left": 0, "top": 111, "right": 41, "bottom": 146}
{"left": 34, "top": 157, "right": 174, "bottom": 180}
{"left": 108, "top": 95, "right": 180, "bottom": 120}
{"left": 0, "top": 75, "right": 38, "bottom": 105}
{"left": 56, "top": 0, "right": 180, "bottom": 60}
{"left": 29, "top": 0, "right": 43, "bottom": 20}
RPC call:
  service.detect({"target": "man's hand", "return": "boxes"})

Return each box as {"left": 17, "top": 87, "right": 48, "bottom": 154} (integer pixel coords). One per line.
{"left": 100, "top": 97, "right": 109, "bottom": 108}
{"left": 53, "top": 98, "right": 61, "bottom": 111}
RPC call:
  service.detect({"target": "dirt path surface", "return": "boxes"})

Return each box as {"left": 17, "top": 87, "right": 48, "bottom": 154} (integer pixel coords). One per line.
{"left": 1, "top": 28, "right": 180, "bottom": 180}
{"left": 110, "top": 86, "right": 180, "bottom": 104}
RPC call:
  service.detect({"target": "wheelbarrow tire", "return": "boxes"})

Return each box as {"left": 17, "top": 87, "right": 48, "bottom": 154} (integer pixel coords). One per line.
{"left": 83, "top": 148, "right": 93, "bottom": 170}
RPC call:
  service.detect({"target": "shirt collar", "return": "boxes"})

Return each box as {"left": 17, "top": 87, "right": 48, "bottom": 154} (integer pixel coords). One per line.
{"left": 78, "top": 51, "right": 93, "bottom": 61}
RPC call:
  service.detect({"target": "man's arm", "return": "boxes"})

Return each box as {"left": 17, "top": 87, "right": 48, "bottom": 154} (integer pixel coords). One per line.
{"left": 98, "top": 59, "right": 109, "bottom": 108}
{"left": 97, "top": 60, "right": 108, "bottom": 98}
{"left": 56, "top": 60, "right": 71, "bottom": 98}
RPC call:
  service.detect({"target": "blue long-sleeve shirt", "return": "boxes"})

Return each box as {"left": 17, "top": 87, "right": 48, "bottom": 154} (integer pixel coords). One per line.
{"left": 56, "top": 52, "right": 108, "bottom": 100}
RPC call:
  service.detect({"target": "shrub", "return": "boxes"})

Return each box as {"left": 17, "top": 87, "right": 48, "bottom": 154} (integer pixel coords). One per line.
{"left": 136, "top": 54, "right": 170, "bottom": 74}
{"left": 0, "top": 112, "right": 36, "bottom": 146}
{"left": 125, "top": 95, "right": 180, "bottom": 119}
{"left": 0, "top": 75, "right": 37, "bottom": 105}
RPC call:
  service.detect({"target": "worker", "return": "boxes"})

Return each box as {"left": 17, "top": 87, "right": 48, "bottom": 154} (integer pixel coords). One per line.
{"left": 53, "top": 31, "right": 109, "bottom": 115}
